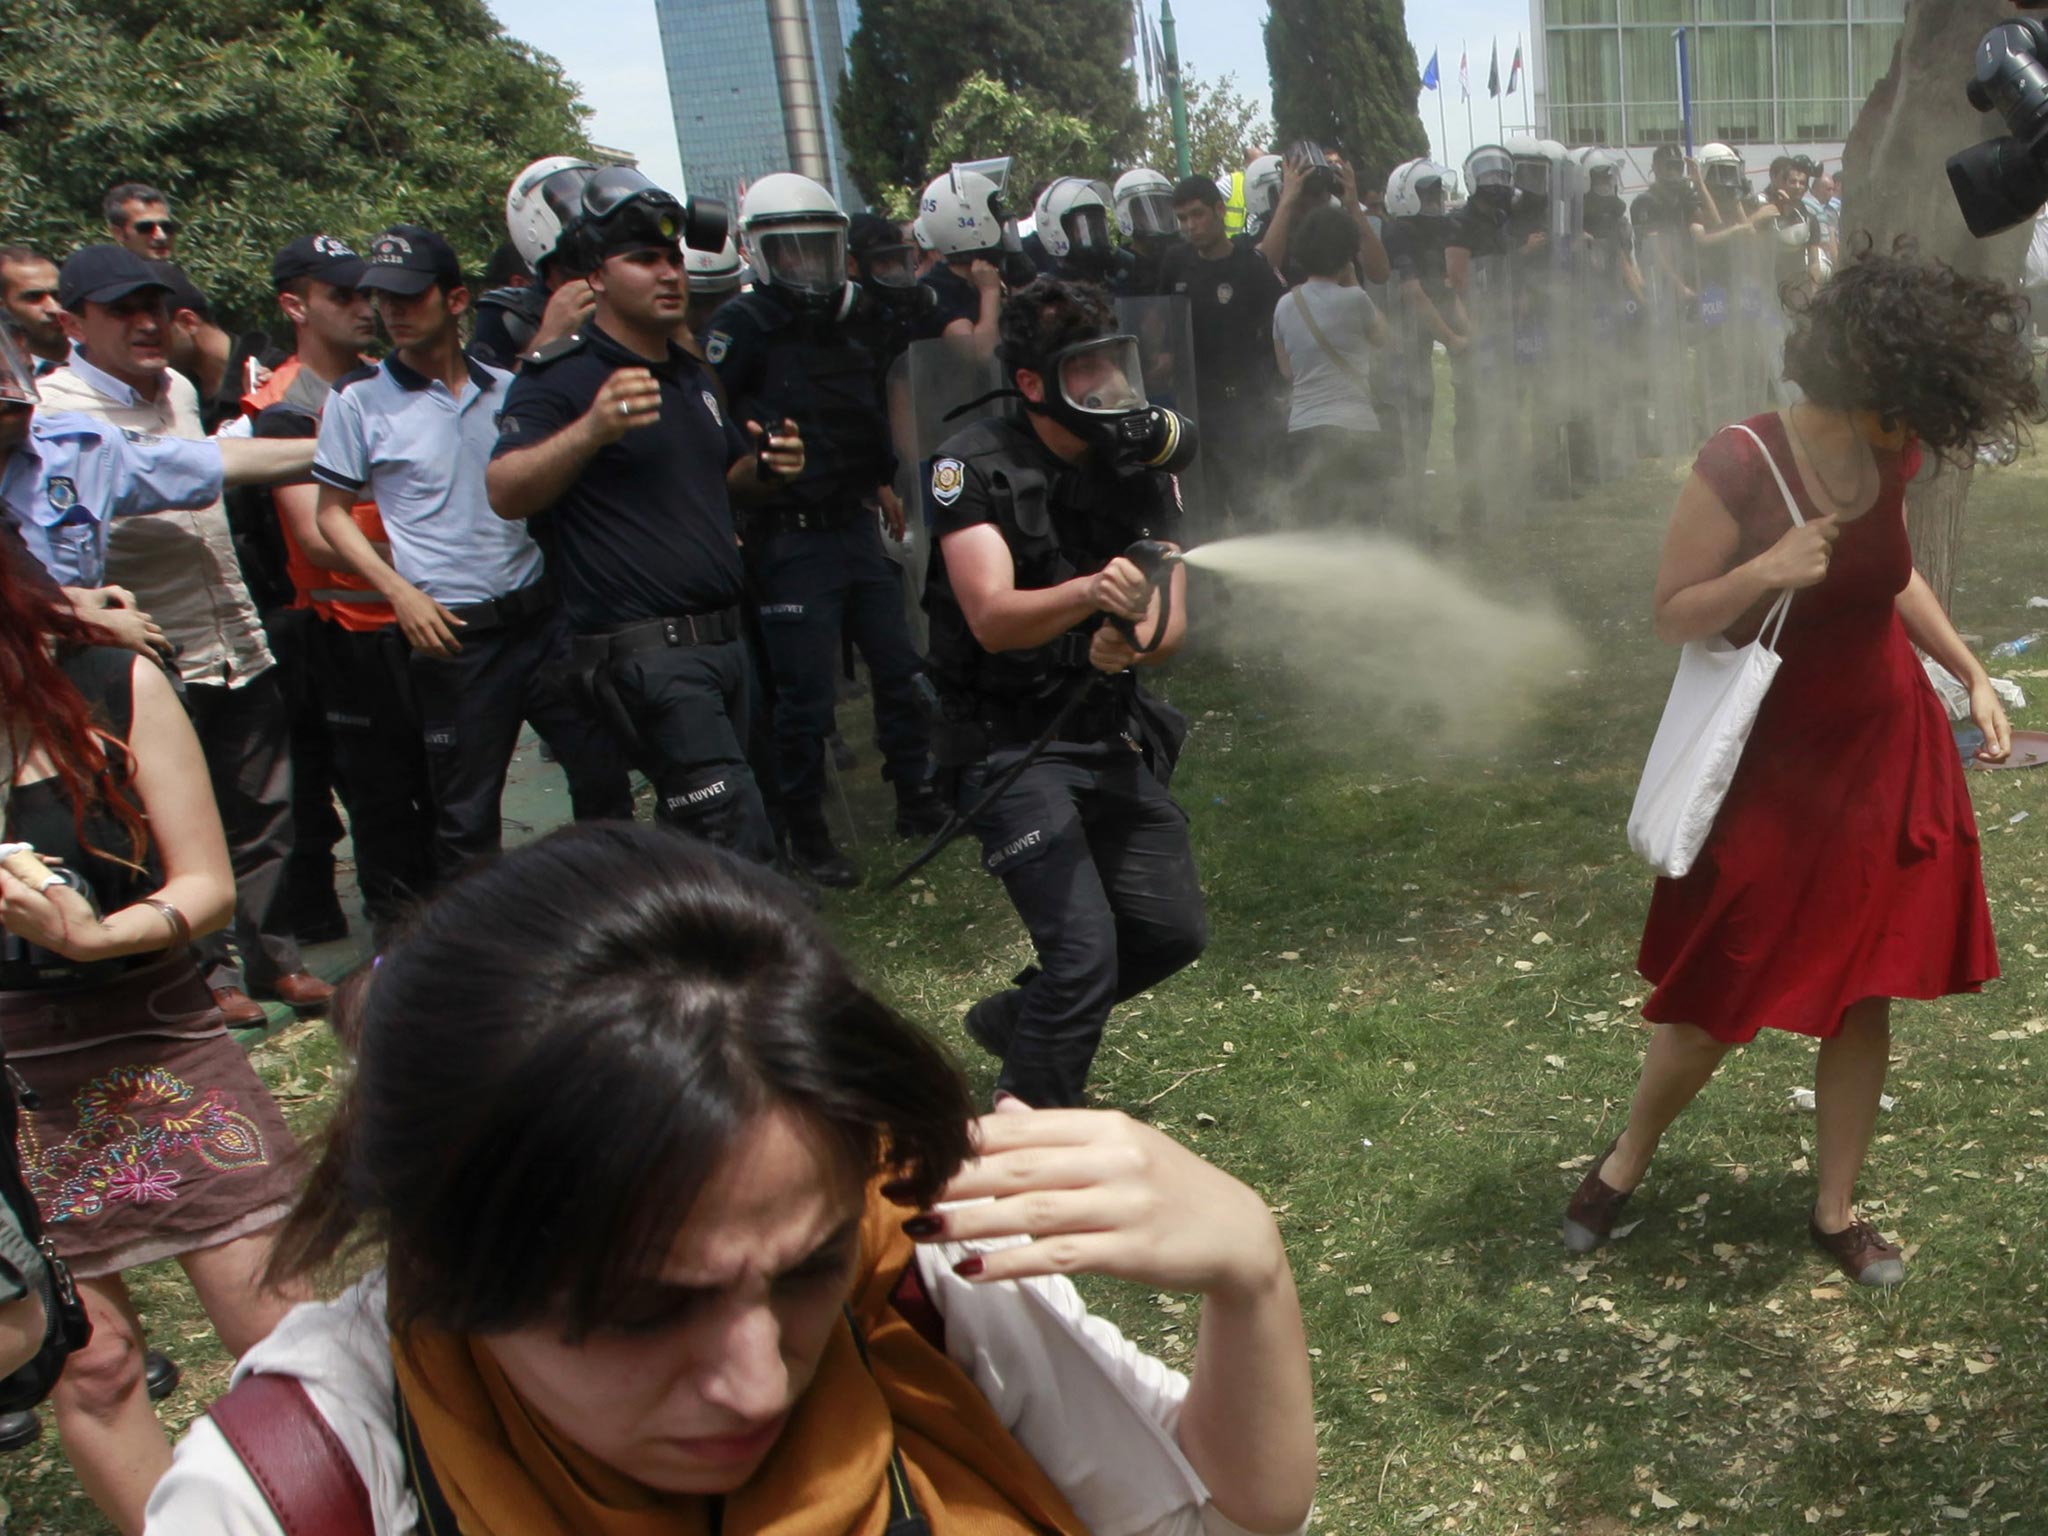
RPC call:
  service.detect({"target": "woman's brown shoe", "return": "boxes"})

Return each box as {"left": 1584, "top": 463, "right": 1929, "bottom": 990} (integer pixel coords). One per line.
{"left": 1809, "top": 1212, "right": 1905, "bottom": 1288}
{"left": 1562, "top": 1138, "right": 1634, "bottom": 1254}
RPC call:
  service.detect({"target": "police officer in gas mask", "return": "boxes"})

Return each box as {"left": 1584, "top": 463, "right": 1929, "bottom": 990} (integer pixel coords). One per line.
{"left": 842, "top": 213, "right": 935, "bottom": 375}
{"left": 705, "top": 174, "right": 945, "bottom": 888}
{"left": 922, "top": 277, "right": 1205, "bottom": 1109}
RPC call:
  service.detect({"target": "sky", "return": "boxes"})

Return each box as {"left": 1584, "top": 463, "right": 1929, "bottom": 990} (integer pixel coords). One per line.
{"left": 482, "top": 0, "right": 1542, "bottom": 197}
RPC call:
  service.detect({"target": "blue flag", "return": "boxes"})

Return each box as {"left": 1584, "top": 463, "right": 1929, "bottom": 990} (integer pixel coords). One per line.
{"left": 1422, "top": 50, "right": 1440, "bottom": 91}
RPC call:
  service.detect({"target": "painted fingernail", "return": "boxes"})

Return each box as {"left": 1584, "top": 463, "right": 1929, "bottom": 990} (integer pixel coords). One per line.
{"left": 952, "top": 1255, "right": 984, "bottom": 1278}
{"left": 879, "top": 1178, "right": 918, "bottom": 1203}
{"left": 902, "top": 1214, "right": 944, "bottom": 1240}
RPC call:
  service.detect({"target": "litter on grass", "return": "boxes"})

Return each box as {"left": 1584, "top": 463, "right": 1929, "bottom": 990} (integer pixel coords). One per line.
{"left": 1788, "top": 1086, "right": 1895, "bottom": 1112}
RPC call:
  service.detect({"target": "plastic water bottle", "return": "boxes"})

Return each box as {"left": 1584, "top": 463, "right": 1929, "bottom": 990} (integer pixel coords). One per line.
{"left": 1989, "top": 633, "right": 2043, "bottom": 660}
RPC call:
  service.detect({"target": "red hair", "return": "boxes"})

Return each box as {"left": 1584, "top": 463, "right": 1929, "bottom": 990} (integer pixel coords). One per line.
{"left": 0, "top": 550, "right": 148, "bottom": 868}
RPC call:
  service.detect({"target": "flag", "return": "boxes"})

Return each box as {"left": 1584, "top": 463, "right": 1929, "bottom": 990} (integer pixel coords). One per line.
{"left": 1488, "top": 40, "right": 1500, "bottom": 99}
{"left": 1422, "top": 50, "right": 1440, "bottom": 92}
{"left": 1460, "top": 47, "right": 1470, "bottom": 101}
{"left": 1508, "top": 41, "right": 1524, "bottom": 96}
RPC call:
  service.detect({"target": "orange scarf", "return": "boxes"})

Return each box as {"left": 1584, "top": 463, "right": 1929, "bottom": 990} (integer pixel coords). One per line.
{"left": 391, "top": 1185, "right": 1091, "bottom": 1536}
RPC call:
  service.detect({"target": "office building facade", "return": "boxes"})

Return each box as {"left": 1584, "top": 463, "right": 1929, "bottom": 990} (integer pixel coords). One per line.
{"left": 656, "top": 0, "right": 862, "bottom": 211}
{"left": 1529, "top": 0, "right": 1907, "bottom": 173}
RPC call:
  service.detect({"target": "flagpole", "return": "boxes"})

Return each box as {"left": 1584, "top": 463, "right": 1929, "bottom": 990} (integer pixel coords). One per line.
{"left": 1464, "top": 41, "right": 1474, "bottom": 151}
{"left": 1439, "top": 81, "right": 1451, "bottom": 164}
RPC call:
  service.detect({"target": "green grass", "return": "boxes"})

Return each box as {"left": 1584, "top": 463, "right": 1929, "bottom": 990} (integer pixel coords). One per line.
{"left": 11, "top": 445, "right": 2048, "bottom": 1534}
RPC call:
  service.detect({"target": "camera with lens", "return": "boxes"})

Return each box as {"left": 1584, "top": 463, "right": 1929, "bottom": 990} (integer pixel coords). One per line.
{"left": 1289, "top": 141, "right": 1341, "bottom": 203}
{"left": 1111, "top": 405, "right": 1199, "bottom": 475}
{"left": 1948, "top": 16, "right": 2048, "bottom": 238}
{"left": 0, "top": 864, "right": 106, "bottom": 985}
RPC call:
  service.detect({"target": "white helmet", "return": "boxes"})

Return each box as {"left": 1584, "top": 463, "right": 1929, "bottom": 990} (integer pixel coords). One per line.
{"left": 685, "top": 234, "right": 744, "bottom": 298}
{"left": 1033, "top": 177, "right": 1115, "bottom": 262}
{"left": 1113, "top": 167, "right": 1177, "bottom": 240}
{"left": 506, "top": 155, "right": 599, "bottom": 272}
{"left": 1385, "top": 158, "right": 1455, "bottom": 218}
{"left": 1243, "top": 154, "right": 1284, "bottom": 237}
{"left": 914, "top": 167, "right": 1011, "bottom": 259}
{"left": 1571, "top": 147, "right": 1625, "bottom": 200}
{"left": 1698, "top": 142, "right": 1748, "bottom": 195}
{"left": 1464, "top": 144, "right": 1514, "bottom": 192}
{"left": 738, "top": 172, "right": 847, "bottom": 308}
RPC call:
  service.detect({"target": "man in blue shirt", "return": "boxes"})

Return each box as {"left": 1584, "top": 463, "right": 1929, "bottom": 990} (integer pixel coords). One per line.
{"left": 312, "top": 226, "right": 631, "bottom": 880}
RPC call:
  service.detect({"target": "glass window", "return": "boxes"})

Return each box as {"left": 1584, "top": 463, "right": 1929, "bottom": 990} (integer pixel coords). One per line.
{"left": 1698, "top": 101, "right": 1772, "bottom": 147}
{"left": 1777, "top": 21, "right": 1852, "bottom": 138}
{"left": 1622, "top": 0, "right": 1687, "bottom": 21}
{"left": 1851, "top": 0, "right": 1904, "bottom": 16}
{"left": 1695, "top": 23, "right": 1773, "bottom": 103}
{"left": 1552, "top": 0, "right": 1620, "bottom": 21}
{"left": 1627, "top": 99, "right": 1687, "bottom": 145}
{"left": 1546, "top": 28, "right": 1623, "bottom": 108}
{"left": 1776, "top": 0, "right": 1847, "bottom": 18}
{"left": 1556, "top": 103, "right": 1628, "bottom": 147}
{"left": 1624, "top": 26, "right": 1681, "bottom": 101}
{"left": 1853, "top": 20, "right": 1904, "bottom": 89}
{"left": 1696, "top": 0, "right": 1765, "bottom": 19}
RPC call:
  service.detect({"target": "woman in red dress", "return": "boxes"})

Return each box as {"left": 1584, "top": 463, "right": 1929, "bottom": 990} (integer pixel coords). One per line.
{"left": 1565, "top": 247, "right": 2045, "bottom": 1287}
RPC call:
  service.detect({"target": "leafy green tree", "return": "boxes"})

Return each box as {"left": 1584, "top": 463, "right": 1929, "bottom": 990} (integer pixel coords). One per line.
{"left": 839, "top": 0, "right": 1140, "bottom": 207}
{"left": 1264, "top": 0, "right": 1428, "bottom": 184}
{"left": 0, "top": 0, "right": 593, "bottom": 334}
{"left": 924, "top": 75, "right": 1105, "bottom": 217}
{"left": 1134, "top": 68, "right": 1272, "bottom": 183}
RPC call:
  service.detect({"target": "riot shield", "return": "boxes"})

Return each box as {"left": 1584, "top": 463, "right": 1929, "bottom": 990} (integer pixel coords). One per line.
{"left": 1381, "top": 261, "right": 1446, "bottom": 535}
{"left": 1455, "top": 252, "right": 1522, "bottom": 530}
{"left": 1113, "top": 293, "right": 1217, "bottom": 539}
{"left": 891, "top": 337, "right": 1005, "bottom": 646}
{"left": 1730, "top": 230, "right": 1783, "bottom": 420}
{"left": 1510, "top": 236, "right": 1571, "bottom": 508}
{"left": 1692, "top": 231, "right": 1749, "bottom": 435}
{"left": 1564, "top": 225, "right": 1643, "bottom": 487}
{"left": 1634, "top": 228, "right": 1697, "bottom": 460}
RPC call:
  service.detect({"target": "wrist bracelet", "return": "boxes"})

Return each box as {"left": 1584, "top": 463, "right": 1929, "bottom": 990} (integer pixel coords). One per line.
{"left": 142, "top": 898, "right": 191, "bottom": 951}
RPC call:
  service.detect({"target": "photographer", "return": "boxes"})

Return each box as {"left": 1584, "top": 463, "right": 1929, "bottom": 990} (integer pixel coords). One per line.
{"left": 923, "top": 278, "right": 1204, "bottom": 1110}
{"left": 1257, "top": 144, "right": 1391, "bottom": 289}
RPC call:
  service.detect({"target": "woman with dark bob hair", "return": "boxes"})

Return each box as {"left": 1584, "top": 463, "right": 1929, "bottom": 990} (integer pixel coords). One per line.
{"left": 142, "top": 822, "right": 1317, "bottom": 1533}
{"left": 1565, "top": 244, "right": 2045, "bottom": 1287}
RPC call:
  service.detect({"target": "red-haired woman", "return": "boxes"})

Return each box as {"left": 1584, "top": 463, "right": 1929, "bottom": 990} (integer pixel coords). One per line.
{"left": 0, "top": 552, "right": 303, "bottom": 1533}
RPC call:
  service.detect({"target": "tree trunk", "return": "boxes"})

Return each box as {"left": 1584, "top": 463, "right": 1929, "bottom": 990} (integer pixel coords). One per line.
{"left": 1839, "top": 0, "right": 2032, "bottom": 611}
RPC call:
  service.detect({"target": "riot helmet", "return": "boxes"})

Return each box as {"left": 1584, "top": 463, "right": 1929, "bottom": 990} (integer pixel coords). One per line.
{"left": 1698, "top": 143, "right": 1749, "bottom": 199}
{"left": 1464, "top": 144, "right": 1516, "bottom": 214}
{"left": 556, "top": 167, "right": 730, "bottom": 276}
{"left": 1243, "top": 154, "right": 1284, "bottom": 237}
{"left": 915, "top": 167, "right": 1037, "bottom": 285}
{"left": 1386, "top": 158, "right": 1455, "bottom": 218}
{"left": 739, "top": 172, "right": 848, "bottom": 311}
{"left": 848, "top": 213, "right": 918, "bottom": 290}
{"left": 1573, "top": 147, "right": 1627, "bottom": 235}
{"left": 1033, "top": 177, "right": 1118, "bottom": 269}
{"left": 1651, "top": 142, "right": 1687, "bottom": 183}
{"left": 684, "top": 235, "right": 745, "bottom": 299}
{"left": 505, "top": 156, "right": 599, "bottom": 274}
{"left": 1113, "top": 167, "right": 1178, "bottom": 244}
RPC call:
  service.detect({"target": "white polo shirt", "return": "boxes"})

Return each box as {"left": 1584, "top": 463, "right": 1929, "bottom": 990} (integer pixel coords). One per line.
{"left": 312, "top": 354, "right": 544, "bottom": 607}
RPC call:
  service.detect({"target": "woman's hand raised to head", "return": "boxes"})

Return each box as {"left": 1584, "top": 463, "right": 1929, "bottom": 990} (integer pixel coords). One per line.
{"left": 902, "top": 1107, "right": 1291, "bottom": 1303}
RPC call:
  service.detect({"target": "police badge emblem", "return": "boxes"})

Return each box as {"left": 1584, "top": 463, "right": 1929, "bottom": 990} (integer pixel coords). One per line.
{"left": 1215, "top": 282, "right": 1234, "bottom": 305}
{"left": 47, "top": 477, "right": 77, "bottom": 512}
{"left": 705, "top": 332, "right": 731, "bottom": 365}
{"left": 930, "top": 457, "right": 965, "bottom": 506}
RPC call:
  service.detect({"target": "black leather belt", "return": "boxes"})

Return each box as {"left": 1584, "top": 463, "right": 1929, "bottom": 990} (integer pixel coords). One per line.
{"left": 750, "top": 504, "right": 869, "bottom": 538}
{"left": 576, "top": 607, "right": 743, "bottom": 661}
{"left": 444, "top": 580, "right": 554, "bottom": 634}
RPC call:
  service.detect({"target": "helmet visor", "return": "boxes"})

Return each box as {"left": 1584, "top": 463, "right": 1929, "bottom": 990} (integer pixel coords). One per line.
{"left": 1589, "top": 165, "right": 1619, "bottom": 195}
{"left": 0, "top": 327, "right": 38, "bottom": 410}
{"left": 1057, "top": 335, "right": 1147, "bottom": 416}
{"left": 1063, "top": 206, "right": 1115, "bottom": 255}
{"left": 1468, "top": 150, "right": 1513, "bottom": 188}
{"left": 534, "top": 167, "right": 596, "bottom": 231}
{"left": 1121, "top": 193, "right": 1177, "bottom": 238}
{"left": 583, "top": 168, "right": 677, "bottom": 222}
{"left": 1513, "top": 160, "right": 1551, "bottom": 196}
{"left": 755, "top": 227, "right": 847, "bottom": 296}
{"left": 859, "top": 241, "right": 919, "bottom": 289}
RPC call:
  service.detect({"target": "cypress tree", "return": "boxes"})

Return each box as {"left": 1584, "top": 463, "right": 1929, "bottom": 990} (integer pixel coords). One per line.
{"left": 1265, "top": 0, "right": 1430, "bottom": 185}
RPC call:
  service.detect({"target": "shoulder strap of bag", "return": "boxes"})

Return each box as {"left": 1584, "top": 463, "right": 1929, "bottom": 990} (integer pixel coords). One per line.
{"left": 208, "top": 1372, "right": 377, "bottom": 1536}
{"left": 1291, "top": 284, "right": 1377, "bottom": 400}
{"left": 1727, "top": 422, "right": 1804, "bottom": 652}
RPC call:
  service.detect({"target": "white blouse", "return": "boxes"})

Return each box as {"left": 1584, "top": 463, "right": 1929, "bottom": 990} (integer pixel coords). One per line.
{"left": 142, "top": 1243, "right": 1307, "bottom": 1536}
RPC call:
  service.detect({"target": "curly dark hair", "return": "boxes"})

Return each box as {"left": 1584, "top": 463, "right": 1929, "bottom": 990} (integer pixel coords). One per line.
{"left": 1294, "top": 206, "right": 1361, "bottom": 279}
{"left": 1781, "top": 240, "right": 2045, "bottom": 466}
{"left": 999, "top": 276, "right": 1117, "bottom": 382}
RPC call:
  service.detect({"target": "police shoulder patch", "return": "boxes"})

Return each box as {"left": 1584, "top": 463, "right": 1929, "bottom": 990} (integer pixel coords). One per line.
{"left": 119, "top": 428, "right": 160, "bottom": 446}
{"left": 930, "top": 457, "right": 965, "bottom": 506}
{"left": 705, "top": 332, "right": 732, "bottom": 366}
{"left": 47, "top": 476, "right": 77, "bottom": 512}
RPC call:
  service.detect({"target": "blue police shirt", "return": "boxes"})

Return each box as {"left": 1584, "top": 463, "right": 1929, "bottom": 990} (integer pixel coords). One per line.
{"left": 0, "top": 411, "right": 224, "bottom": 587}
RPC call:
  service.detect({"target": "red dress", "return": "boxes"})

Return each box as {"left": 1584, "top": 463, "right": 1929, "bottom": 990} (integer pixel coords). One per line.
{"left": 1637, "top": 414, "right": 1998, "bottom": 1043}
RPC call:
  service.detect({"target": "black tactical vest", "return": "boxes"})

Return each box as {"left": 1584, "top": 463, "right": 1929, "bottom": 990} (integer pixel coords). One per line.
{"left": 725, "top": 292, "right": 892, "bottom": 509}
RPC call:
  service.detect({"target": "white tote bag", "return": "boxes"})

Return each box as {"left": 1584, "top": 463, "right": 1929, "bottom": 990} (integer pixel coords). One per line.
{"left": 1627, "top": 424, "right": 1805, "bottom": 879}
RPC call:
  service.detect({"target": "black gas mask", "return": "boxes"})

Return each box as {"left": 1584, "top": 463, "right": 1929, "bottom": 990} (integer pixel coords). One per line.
{"left": 1584, "top": 170, "right": 1625, "bottom": 235}
{"left": 561, "top": 169, "right": 729, "bottom": 274}
{"left": 1022, "top": 333, "right": 1199, "bottom": 473}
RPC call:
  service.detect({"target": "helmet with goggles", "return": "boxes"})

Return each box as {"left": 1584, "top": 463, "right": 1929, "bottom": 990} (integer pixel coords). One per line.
{"left": 556, "top": 168, "right": 730, "bottom": 277}
{"left": 739, "top": 172, "right": 848, "bottom": 310}
{"left": 506, "top": 156, "right": 599, "bottom": 274}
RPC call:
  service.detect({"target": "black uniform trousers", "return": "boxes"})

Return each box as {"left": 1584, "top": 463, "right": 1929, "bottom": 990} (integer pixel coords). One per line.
{"left": 601, "top": 636, "right": 778, "bottom": 865}
{"left": 262, "top": 605, "right": 347, "bottom": 936}
{"left": 408, "top": 604, "right": 634, "bottom": 879}
{"left": 317, "top": 620, "right": 435, "bottom": 936}
{"left": 748, "top": 516, "right": 931, "bottom": 816}
{"left": 1196, "top": 393, "right": 1279, "bottom": 535}
{"left": 960, "top": 742, "right": 1207, "bottom": 1108}
{"left": 184, "top": 668, "right": 306, "bottom": 994}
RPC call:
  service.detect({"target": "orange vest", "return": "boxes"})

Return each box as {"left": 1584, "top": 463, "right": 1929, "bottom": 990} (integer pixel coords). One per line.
{"left": 242, "top": 357, "right": 396, "bottom": 633}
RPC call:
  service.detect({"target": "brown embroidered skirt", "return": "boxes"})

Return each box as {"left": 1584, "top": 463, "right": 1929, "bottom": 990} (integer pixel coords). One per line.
{"left": 0, "top": 952, "right": 300, "bottom": 1279}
